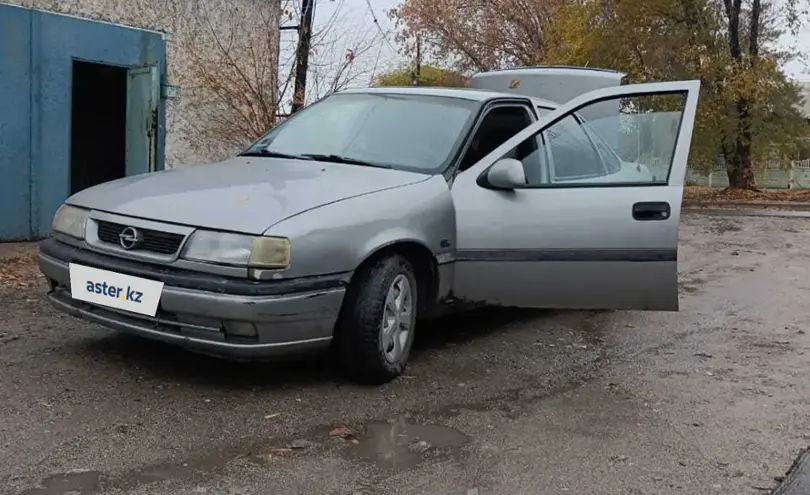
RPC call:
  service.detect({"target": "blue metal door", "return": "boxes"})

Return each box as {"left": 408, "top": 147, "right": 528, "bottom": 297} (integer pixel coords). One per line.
{"left": 0, "top": 5, "right": 168, "bottom": 240}
{"left": 126, "top": 65, "right": 160, "bottom": 176}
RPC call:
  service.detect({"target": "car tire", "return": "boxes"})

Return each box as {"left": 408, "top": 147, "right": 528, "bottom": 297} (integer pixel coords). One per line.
{"left": 335, "top": 253, "right": 418, "bottom": 385}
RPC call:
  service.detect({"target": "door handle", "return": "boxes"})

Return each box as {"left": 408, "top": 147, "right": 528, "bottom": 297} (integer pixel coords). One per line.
{"left": 632, "top": 201, "right": 671, "bottom": 221}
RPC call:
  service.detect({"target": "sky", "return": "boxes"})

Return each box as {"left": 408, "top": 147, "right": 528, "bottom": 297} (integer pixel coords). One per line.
{"left": 280, "top": 0, "right": 810, "bottom": 95}
{"left": 781, "top": 23, "right": 810, "bottom": 80}
{"left": 309, "top": 0, "right": 401, "bottom": 66}
{"left": 276, "top": 0, "right": 401, "bottom": 100}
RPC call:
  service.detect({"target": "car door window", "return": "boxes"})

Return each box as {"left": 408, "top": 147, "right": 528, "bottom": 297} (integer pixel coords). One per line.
{"left": 458, "top": 104, "right": 534, "bottom": 173}
{"left": 504, "top": 93, "right": 688, "bottom": 186}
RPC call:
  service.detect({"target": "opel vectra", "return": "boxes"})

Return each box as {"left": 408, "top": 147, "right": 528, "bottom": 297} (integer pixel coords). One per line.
{"left": 37, "top": 67, "right": 700, "bottom": 384}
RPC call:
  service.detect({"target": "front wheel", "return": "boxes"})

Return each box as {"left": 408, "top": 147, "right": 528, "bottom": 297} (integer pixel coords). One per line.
{"left": 334, "top": 254, "right": 418, "bottom": 384}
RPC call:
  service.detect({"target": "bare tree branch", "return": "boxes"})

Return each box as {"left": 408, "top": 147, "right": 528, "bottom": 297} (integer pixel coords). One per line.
{"left": 14, "top": 0, "right": 396, "bottom": 165}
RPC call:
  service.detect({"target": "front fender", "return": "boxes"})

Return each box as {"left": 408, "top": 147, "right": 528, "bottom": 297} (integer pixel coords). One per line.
{"left": 264, "top": 175, "right": 456, "bottom": 280}
{"left": 358, "top": 230, "right": 433, "bottom": 265}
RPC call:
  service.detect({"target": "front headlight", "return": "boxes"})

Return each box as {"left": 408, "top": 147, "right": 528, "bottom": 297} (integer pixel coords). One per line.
{"left": 249, "top": 236, "right": 292, "bottom": 269}
{"left": 181, "top": 231, "right": 291, "bottom": 269}
{"left": 52, "top": 204, "right": 89, "bottom": 239}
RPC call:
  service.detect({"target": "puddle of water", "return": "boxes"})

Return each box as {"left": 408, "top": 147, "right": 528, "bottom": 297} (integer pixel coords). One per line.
{"left": 345, "top": 419, "right": 469, "bottom": 469}
{"left": 23, "top": 421, "right": 468, "bottom": 492}
{"left": 21, "top": 470, "right": 102, "bottom": 495}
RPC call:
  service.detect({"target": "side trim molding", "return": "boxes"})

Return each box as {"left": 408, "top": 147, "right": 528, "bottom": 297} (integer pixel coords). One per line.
{"left": 456, "top": 248, "right": 676, "bottom": 263}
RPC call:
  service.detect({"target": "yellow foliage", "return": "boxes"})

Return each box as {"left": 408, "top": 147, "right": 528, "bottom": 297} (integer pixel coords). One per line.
{"left": 391, "top": 0, "right": 810, "bottom": 182}
{"left": 373, "top": 65, "right": 468, "bottom": 88}
{"left": 539, "top": 0, "right": 810, "bottom": 169}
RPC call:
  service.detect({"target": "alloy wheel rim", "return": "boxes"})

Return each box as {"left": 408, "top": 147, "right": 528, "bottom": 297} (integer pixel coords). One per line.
{"left": 380, "top": 274, "right": 413, "bottom": 365}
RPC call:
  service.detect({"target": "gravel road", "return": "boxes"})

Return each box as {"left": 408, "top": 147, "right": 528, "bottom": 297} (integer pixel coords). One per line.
{"left": 2, "top": 212, "right": 809, "bottom": 495}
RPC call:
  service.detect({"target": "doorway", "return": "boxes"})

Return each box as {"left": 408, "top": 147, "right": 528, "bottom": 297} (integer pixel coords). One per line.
{"left": 70, "top": 60, "right": 128, "bottom": 195}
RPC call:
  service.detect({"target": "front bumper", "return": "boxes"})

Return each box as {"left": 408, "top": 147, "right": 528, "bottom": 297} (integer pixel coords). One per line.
{"left": 37, "top": 238, "right": 349, "bottom": 360}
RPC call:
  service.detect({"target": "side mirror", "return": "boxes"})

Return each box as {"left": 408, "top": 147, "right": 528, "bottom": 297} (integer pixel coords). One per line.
{"left": 479, "top": 158, "right": 526, "bottom": 190}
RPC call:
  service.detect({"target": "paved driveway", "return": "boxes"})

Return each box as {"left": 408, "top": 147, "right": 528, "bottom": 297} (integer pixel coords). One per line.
{"left": 2, "top": 213, "right": 809, "bottom": 494}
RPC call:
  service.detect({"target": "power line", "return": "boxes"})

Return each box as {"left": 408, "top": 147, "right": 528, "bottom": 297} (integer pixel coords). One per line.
{"left": 368, "top": 39, "right": 385, "bottom": 85}
{"left": 363, "top": 0, "right": 398, "bottom": 53}
{"left": 317, "top": 0, "right": 346, "bottom": 38}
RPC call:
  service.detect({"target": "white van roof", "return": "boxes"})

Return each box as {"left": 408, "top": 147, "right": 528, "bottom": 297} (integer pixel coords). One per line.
{"left": 470, "top": 65, "right": 625, "bottom": 104}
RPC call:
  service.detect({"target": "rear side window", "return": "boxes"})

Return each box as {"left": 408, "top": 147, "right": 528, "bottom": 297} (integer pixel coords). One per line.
{"left": 543, "top": 115, "right": 605, "bottom": 180}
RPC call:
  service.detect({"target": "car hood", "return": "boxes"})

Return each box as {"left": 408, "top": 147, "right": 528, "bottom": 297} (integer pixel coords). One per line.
{"left": 67, "top": 157, "right": 429, "bottom": 234}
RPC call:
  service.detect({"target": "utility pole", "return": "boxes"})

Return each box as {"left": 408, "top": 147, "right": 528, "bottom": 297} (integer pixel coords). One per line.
{"left": 290, "top": 0, "right": 315, "bottom": 114}
{"left": 411, "top": 34, "right": 421, "bottom": 86}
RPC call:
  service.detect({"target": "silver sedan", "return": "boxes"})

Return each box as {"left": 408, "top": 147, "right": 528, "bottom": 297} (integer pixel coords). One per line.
{"left": 37, "top": 77, "right": 700, "bottom": 384}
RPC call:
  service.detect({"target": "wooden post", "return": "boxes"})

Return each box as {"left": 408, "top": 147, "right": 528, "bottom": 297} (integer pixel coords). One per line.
{"left": 411, "top": 34, "right": 421, "bottom": 86}
{"left": 291, "top": 0, "right": 315, "bottom": 114}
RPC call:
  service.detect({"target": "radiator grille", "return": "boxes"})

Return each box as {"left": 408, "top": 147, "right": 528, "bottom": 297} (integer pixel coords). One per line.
{"left": 96, "top": 221, "right": 185, "bottom": 255}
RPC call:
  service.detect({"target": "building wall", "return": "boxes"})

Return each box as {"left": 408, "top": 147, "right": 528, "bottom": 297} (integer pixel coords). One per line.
{"left": 0, "top": 4, "right": 167, "bottom": 240}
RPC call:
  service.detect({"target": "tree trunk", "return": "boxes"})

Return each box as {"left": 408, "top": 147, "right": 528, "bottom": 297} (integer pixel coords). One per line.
{"left": 721, "top": 0, "right": 760, "bottom": 190}
{"left": 726, "top": 150, "right": 757, "bottom": 189}
{"left": 726, "top": 97, "right": 757, "bottom": 189}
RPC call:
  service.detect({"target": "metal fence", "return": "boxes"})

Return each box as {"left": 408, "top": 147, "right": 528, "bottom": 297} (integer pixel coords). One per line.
{"left": 678, "top": 159, "right": 810, "bottom": 189}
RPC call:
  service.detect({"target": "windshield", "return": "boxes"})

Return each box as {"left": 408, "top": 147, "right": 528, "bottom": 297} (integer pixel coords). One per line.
{"left": 244, "top": 93, "right": 482, "bottom": 173}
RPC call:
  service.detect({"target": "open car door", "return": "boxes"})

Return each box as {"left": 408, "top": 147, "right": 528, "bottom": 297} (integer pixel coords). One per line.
{"left": 450, "top": 80, "right": 700, "bottom": 311}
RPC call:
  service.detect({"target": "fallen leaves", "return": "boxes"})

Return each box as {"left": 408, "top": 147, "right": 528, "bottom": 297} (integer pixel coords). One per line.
{"left": 0, "top": 251, "right": 38, "bottom": 288}
{"left": 328, "top": 425, "right": 352, "bottom": 438}
{"left": 329, "top": 425, "right": 360, "bottom": 444}
{"left": 684, "top": 186, "right": 810, "bottom": 205}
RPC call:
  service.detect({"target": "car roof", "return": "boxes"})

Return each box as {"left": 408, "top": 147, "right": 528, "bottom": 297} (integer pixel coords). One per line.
{"left": 337, "top": 86, "right": 558, "bottom": 109}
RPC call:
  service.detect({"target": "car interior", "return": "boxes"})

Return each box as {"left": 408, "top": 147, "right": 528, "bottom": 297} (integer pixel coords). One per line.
{"left": 457, "top": 105, "right": 536, "bottom": 175}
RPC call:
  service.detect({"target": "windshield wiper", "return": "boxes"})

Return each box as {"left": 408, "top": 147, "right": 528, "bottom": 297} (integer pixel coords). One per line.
{"left": 238, "top": 149, "right": 314, "bottom": 160}
{"left": 301, "top": 154, "right": 392, "bottom": 169}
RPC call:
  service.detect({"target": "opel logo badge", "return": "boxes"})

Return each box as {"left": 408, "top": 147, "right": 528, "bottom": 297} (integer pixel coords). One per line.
{"left": 118, "top": 227, "right": 143, "bottom": 250}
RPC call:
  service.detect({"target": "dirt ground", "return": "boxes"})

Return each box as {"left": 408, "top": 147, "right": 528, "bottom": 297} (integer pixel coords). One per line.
{"left": 2, "top": 212, "right": 810, "bottom": 495}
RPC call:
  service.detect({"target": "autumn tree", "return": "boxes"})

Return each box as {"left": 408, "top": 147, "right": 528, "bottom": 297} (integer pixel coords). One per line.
{"left": 175, "top": 0, "right": 384, "bottom": 161}
{"left": 390, "top": 0, "right": 573, "bottom": 72}
{"left": 716, "top": 0, "right": 809, "bottom": 188}
{"left": 301, "top": 24, "right": 385, "bottom": 105}
{"left": 549, "top": 0, "right": 810, "bottom": 189}
{"left": 391, "top": 0, "right": 810, "bottom": 189}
